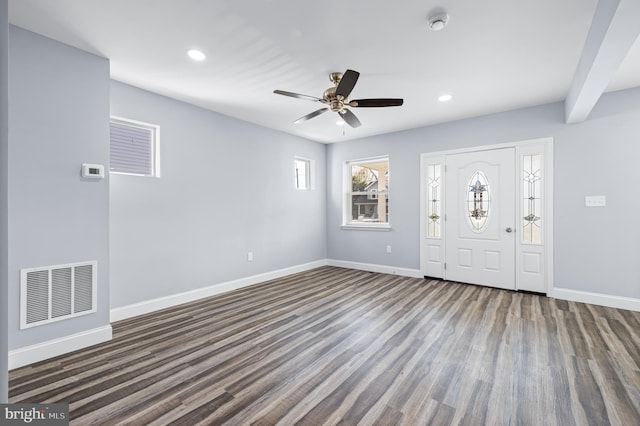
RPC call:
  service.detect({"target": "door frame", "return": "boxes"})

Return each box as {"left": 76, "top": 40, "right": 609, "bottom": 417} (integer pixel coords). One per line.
{"left": 419, "top": 137, "right": 554, "bottom": 293}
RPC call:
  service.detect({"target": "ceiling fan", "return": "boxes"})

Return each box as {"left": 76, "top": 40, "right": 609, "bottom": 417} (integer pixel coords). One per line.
{"left": 273, "top": 69, "right": 403, "bottom": 128}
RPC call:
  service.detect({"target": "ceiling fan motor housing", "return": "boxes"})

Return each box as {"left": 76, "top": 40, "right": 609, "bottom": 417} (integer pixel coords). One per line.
{"left": 323, "top": 86, "right": 346, "bottom": 111}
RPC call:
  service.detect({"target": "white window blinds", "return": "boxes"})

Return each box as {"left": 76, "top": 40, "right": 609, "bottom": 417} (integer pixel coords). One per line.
{"left": 109, "top": 118, "right": 158, "bottom": 176}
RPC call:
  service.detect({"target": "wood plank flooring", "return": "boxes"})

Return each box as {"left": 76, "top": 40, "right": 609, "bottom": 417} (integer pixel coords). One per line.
{"left": 9, "top": 266, "right": 640, "bottom": 425}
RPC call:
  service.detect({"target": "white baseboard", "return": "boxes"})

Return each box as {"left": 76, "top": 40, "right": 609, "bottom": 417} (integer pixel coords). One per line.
{"left": 550, "top": 287, "right": 640, "bottom": 312}
{"left": 327, "top": 259, "right": 423, "bottom": 278}
{"left": 10, "top": 264, "right": 637, "bottom": 371}
{"left": 9, "top": 325, "right": 112, "bottom": 370}
{"left": 110, "top": 260, "right": 328, "bottom": 322}
{"left": 328, "top": 261, "right": 640, "bottom": 312}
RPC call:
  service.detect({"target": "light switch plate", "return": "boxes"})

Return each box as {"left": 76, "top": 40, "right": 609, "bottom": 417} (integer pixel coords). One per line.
{"left": 585, "top": 195, "right": 606, "bottom": 207}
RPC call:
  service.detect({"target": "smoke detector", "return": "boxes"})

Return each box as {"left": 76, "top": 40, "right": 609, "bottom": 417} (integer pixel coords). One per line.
{"left": 428, "top": 12, "right": 449, "bottom": 31}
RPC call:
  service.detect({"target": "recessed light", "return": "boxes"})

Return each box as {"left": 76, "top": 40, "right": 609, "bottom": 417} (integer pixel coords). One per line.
{"left": 187, "top": 49, "right": 206, "bottom": 61}
{"left": 438, "top": 93, "right": 453, "bottom": 102}
{"left": 336, "top": 120, "right": 346, "bottom": 126}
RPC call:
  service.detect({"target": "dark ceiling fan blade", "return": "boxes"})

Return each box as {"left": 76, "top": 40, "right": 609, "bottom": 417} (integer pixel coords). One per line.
{"left": 349, "top": 98, "right": 404, "bottom": 107}
{"left": 294, "top": 108, "right": 329, "bottom": 124}
{"left": 340, "top": 109, "right": 362, "bottom": 128}
{"left": 335, "top": 69, "right": 360, "bottom": 99}
{"left": 274, "top": 90, "right": 321, "bottom": 102}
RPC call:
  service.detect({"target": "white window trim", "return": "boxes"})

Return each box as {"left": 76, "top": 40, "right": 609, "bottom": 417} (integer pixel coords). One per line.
{"left": 342, "top": 155, "right": 391, "bottom": 230}
{"left": 110, "top": 116, "right": 161, "bottom": 178}
{"left": 341, "top": 223, "right": 391, "bottom": 231}
{"left": 294, "top": 157, "right": 314, "bottom": 190}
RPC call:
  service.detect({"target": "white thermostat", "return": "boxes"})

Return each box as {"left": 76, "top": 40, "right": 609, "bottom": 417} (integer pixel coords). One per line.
{"left": 81, "top": 163, "right": 104, "bottom": 179}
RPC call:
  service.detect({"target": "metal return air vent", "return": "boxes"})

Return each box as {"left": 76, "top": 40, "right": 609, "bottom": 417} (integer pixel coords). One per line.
{"left": 20, "top": 261, "right": 97, "bottom": 329}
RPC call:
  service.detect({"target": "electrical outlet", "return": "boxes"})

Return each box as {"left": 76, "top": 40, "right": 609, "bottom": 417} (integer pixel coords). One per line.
{"left": 386, "top": 245, "right": 392, "bottom": 254}
{"left": 247, "top": 252, "right": 254, "bottom": 262}
{"left": 585, "top": 195, "right": 606, "bottom": 207}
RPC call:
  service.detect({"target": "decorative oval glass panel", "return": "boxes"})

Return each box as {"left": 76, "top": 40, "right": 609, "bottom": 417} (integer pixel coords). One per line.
{"left": 466, "top": 170, "right": 490, "bottom": 232}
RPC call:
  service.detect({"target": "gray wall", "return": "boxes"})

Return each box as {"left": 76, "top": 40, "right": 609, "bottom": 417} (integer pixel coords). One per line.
{"left": 5, "top": 22, "right": 638, "bottom": 372}
{"left": 327, "top": 87, "right": 640, "bottom": 299}
{"left": 110, "top": 82, "right": 326, "bottom": 308}
{"left": 8, "top": 27, "right": 111, "bottom": 350}
{"left": 0, "top": 0, "right": 8, "bottom": 403}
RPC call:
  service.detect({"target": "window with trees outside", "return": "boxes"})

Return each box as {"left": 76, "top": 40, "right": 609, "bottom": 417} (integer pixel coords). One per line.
{"left": 345, "top": 157, "right": 389, "bottom": 227}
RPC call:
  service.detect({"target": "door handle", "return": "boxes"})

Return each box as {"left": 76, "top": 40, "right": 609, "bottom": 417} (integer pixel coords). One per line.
{"left": 505, "top": 227, "right": 513, "bottom": 233}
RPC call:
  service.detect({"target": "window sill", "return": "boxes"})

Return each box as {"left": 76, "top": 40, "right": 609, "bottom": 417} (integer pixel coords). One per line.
{"left": 341, "top": 224, "right": 391, "bottom": 231}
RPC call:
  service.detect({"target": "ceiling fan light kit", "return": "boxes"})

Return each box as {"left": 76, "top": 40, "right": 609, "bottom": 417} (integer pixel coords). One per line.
{"left": 274, "top": 69, "right": 404, "bottom": 129}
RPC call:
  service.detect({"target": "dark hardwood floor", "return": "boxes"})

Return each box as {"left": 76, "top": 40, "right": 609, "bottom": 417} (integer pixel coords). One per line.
{"left": 9, "top": 266, "right": 640, "bottom": 425}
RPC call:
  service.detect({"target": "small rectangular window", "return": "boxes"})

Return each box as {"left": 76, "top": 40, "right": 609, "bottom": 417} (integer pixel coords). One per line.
{"left": 295, "top": 158, "right": 313, "bottom": 190}
{"left": 427, "top": 164, "right": 442, "bottom": 238}
{"left": 345, "top": 157, "right": 389, "bottom": 226}
{"left": 110, "top": 117, "right": 159, "bottom": 177}
{"left": 522, "top": 153, "right": 542, "bottom": 244}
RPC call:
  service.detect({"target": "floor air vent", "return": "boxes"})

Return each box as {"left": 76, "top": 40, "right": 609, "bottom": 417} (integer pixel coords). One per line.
{"left": 20, "top": 261, "right": 97, "bottom": 329}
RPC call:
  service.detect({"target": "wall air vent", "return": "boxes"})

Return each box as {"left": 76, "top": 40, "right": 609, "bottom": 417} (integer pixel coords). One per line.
{"left": 20, "top": 261, "right": 97, "bottom": 329}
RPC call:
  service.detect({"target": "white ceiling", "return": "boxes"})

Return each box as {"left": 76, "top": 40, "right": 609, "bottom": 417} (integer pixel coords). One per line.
{"left": 8, "top": 0, "right": 640, "bottom": 143}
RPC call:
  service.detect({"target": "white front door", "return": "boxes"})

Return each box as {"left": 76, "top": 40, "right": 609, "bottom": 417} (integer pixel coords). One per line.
{"left": 445, "top": 148, "right": 516, "bottom": 289}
